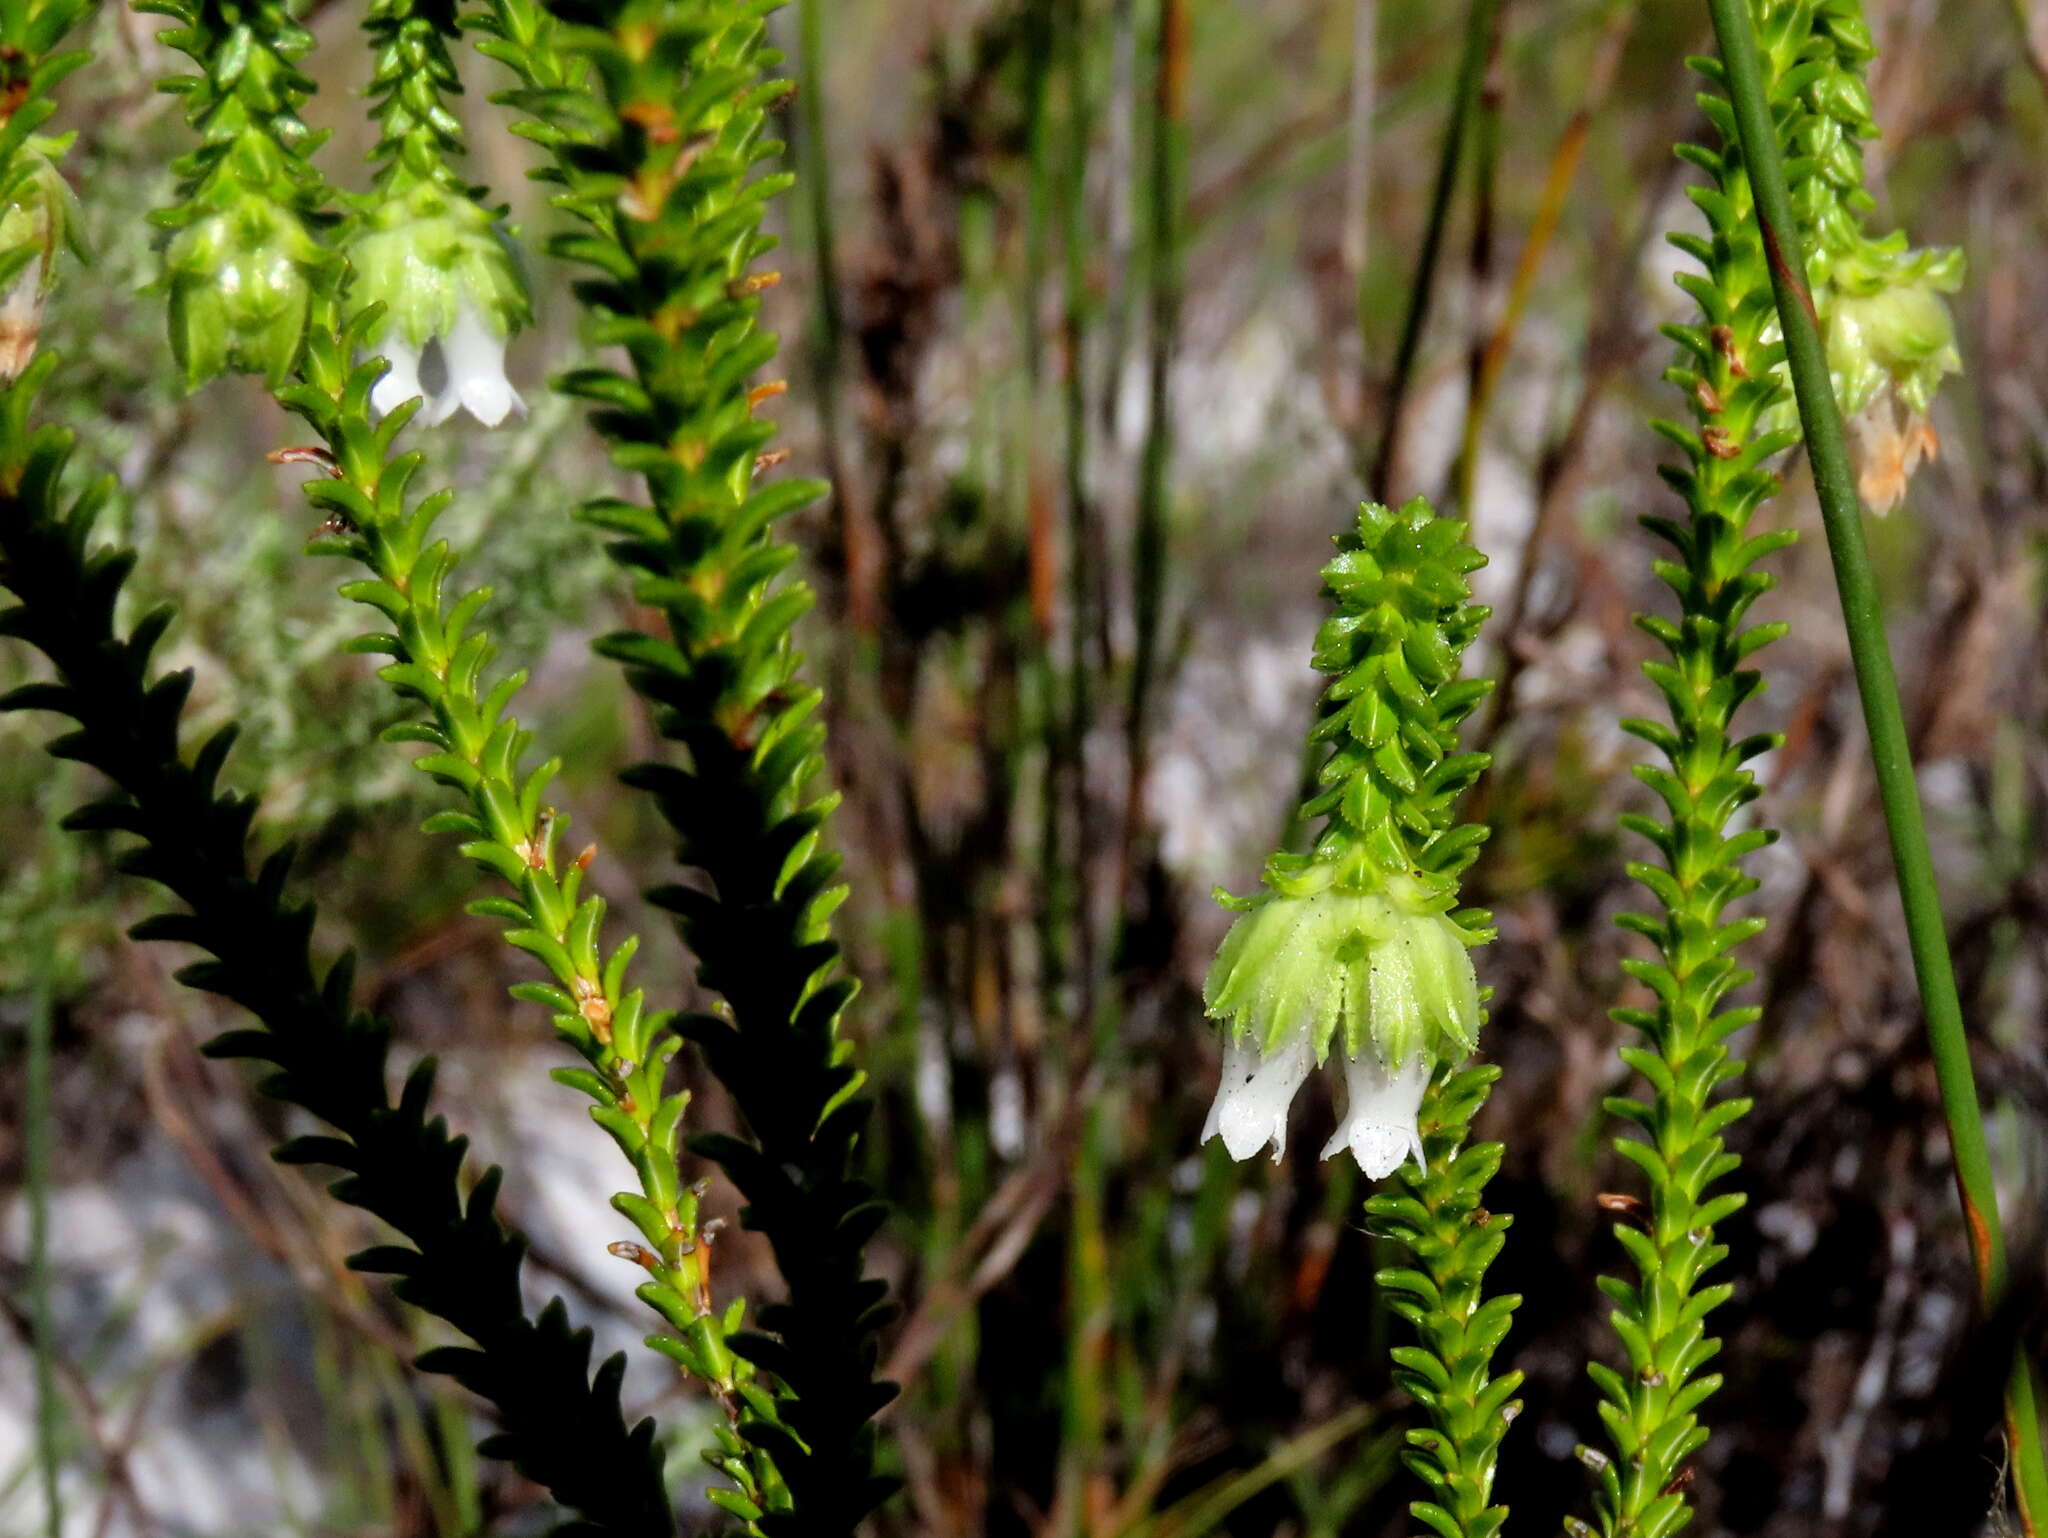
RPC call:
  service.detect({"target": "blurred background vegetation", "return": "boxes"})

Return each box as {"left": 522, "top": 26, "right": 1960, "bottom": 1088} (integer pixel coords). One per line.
{"left": 4, "top": 0, "right": 2048, "bottom": 1533}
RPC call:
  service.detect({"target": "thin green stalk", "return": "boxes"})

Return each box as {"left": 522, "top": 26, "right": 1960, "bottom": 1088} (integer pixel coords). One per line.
{"left": 371, "top": 1350, "right": 464, "bottom": 1538}
{"left": 2005, "top": 0, "right": 2048, "bottom": 97}
{"left": 1023, "top": 0, "right": 1055, "bottom": 410}
{"left": 1366, "top": 0, "right": 1500, "bottom": 502}
{"left": 1096, "top": 0, "right": 1136, "bottom": 440}
{"left": 435, "top": 1392, "right": 481, "bottom": 1537}
{"left": 794, "top": 0, "right": 840, "bottom": 365}
{"left": 1129, "top": 1403, "right": 1380, "bottom": 1538}
{"left": 472, "top": 3, "right": 900, "bottom": 1526}
{"left": 26, "top": 864, "right": 61, "bottom": 1538}
{"left": 1447, "top": 17, "right": 1502, "bottom": 518}
{"left": 794, "top": 0, "right": 867, "bottom": 630}
{"left": 1452, "top": 2, "right": 1633, "bottom": 519}
{"left": 1023, "top": 0, "right": 1064, "bottom": 1036}
{"left": 1057, "top": 0, "right": 1099, "bottom": 1038}
{"left": 1124, "top": 0, "right": 1182, "bottom": 855}
{"left": 1057, "top": 1103, "right": 1110, "bottom": 1535}
{"left": 1340, "top": 0, "right": 1376, "bottom": 296}
{"left": 1706, "top": 0, "right": 2048, "bottom": 1525}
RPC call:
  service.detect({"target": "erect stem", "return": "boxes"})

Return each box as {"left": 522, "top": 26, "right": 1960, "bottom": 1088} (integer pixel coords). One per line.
{"left": 1451, "top": 0, "right": 1633, "bottom": 518}
{"left": 26, "top": 821, "right": 63, "bottom": 1538}
{"left": 1366, "top": 0, "right": 1502, "bottom": 502}
{"left": 794, "top": 0, "right": 870, "bottom": 632}
{"left": 1057, "top": 0, "right": 1099, "bottom": 1038}
{"left": 1448, "top": 13, "right": 1502, "bottom": 519}
{"left": 1123, "top": 0, "right": 1183, "bottom": 871}
{"left": 1706, "top": 0, "right": 2048, "bottom": 1526}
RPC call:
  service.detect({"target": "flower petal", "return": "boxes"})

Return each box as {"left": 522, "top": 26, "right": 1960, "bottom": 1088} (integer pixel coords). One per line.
{"left": 441, "top": 300, "right": 523, "bottom": 427}
{"left": 1320, "top": 1052, "right": 1429, "bottom": 1179}
{"left": 1201, "top": 1034, "right": 1257, "bottom": 1145}
{"left": 1204, "top": 1029, "right": 1312, "bottom": 1163}
{"left": 369, "top": 337, "right": 425, "bottom": 419}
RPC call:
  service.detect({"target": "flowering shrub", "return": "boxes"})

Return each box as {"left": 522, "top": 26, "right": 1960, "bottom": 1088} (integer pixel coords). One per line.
{"left": 1, "top": 0, "right": 2040, "bottom": 1534}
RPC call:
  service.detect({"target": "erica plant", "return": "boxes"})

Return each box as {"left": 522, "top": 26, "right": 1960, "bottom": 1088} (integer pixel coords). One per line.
{"left": 1, "top": 0, "right": 2040, "bottom": 1534}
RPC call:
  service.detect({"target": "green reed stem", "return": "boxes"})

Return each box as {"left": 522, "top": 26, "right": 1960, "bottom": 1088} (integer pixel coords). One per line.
{"left": 1125, "top": 0, "right": 1183, "bottom": 837}
{"left": 1706, "top": 0, "right": 2048, "bottom": 1526}
{"left": 1447, "top": 14, "right": 1501, "bottom": 519}
{"left": 26, "top": 877, "right": 61, "bottom": 1538}
{"left": 1096, "top": 0, "right": 1137, "bottom": 441}
{"left": 1057, "top": 1103, "right": 1111, "bottom": 1533}
{"left": 794, "top": 0, "right": 864, "bottom": 630}
{"left": 1368, "top": 0, "right": 1500, "bottom": 501}
{"left": 1057, "top": 0, "right": 1097, "bottom": 1032}
{"left": 796, "top": 0, "right": 843, "bottom": 404}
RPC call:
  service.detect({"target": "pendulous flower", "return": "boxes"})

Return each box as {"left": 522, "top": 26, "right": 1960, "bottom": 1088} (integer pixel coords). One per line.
{"left": 1822, "top": 258, "right": 1962, "bottom": 514}
{"left": 348, "top": 178, "right": 528, "bottom": 426}
{"left": 1201, "top": 878, "right": 1481, "bottom": 1178}
{"left": 1825, "top": 266, "right": 1961, "bottom": 423}
{"left": 164, "top": 195, "right": 328, "bottom": 389}
{"left": 1196, "top": 499, "right": 1495, "bottom": 1183}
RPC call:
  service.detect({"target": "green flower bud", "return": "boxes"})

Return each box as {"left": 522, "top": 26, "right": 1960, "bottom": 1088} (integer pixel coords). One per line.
{"left": 164, "top": 195, "right": 325, "bottom": 389}
{"left": 347, "top": 178, "right": 529, "bottom": 426}
{"left": 1761, "top": 1, "right": 1966, "bottom": 515}
{"left": 1756, "top": 235, "right": 1964, "bottom": 508}
{"left": 0, "top": 135, "right": 83, "bottom": 381}
{"left": 1806, "top": 243, "right": 1964, "bottom": 512}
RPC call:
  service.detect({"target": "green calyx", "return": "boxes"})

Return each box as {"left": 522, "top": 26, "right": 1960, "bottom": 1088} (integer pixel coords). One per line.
{"left": 1204, "top": 885, "right": 1481, "bottom": 1069}
{"left": 1822, "top": 254, "right": 1962, "bottom": 419}
{"left": 0, "top": 134, "right": 84, "bottom": 380}
{"left": 0, "top": 135, "right": 81, "bottom": 286}
{"left": 163, "top": 195, "right": 328, "bottom": 387}
{"left": 347, "top": 176, "right": 528, "bottom": 348}
{"left": 1205, "top": 498, "right": 1495, "bottom": 1072}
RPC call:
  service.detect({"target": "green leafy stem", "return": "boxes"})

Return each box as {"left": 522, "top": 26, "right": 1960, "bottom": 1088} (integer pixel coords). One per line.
{"left": 142, "top": 0, "right": 784, "bottom": 1515}
{"left": 1370, "top": 1064, "right": 1523, "bottom": 1538}
{"left": 0, "top": 358, "right": 674, "bottom": 1537}
{"left": 1574, "top": 12, "right": 1817, "bottom": 1535}
{"left": 470, "top": 0, "right": 901, "bottom": 1529}
{"left": 278, "top": 316, "right": 783, "bottom": 1519}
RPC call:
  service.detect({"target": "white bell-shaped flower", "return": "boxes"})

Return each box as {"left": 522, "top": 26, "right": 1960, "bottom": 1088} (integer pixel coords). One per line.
{"left": 1202, "top": 1028, "right": 1314, "bottom": 1163}
{"left": 423, "top": 299, "right": 525, "bottom": 427}
{"left": 1321, "top": 1052, "right": 1430, "bottom": 1179}
{"left": 349, "top": 177, "right": 530, "bottom": 430}
{"left": 369, "top": 334, "right": 425, "bottom": 420}
{"left": 1200, "top": 884, "right": 1482, "bottom": 1180}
